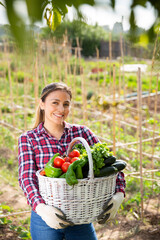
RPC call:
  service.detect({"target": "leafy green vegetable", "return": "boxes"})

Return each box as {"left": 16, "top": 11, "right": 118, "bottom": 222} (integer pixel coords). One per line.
{"left": 91, "top": 143, "right": 112, "bottom": 175}
{"left": 74, "top": 142, "right": 113, "bottom": 175}
{"left": 73, "top": 143, "right": 86, "bottom": 154}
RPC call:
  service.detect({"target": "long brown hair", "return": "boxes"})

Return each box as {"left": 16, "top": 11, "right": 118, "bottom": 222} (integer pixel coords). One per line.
{"left": 33, "top": 82, "right": 72, "bottom": 129}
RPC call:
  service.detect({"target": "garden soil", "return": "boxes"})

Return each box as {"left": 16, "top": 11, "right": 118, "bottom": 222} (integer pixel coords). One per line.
{"left": 0, "top": 179, "right": 159, "bottom": 240}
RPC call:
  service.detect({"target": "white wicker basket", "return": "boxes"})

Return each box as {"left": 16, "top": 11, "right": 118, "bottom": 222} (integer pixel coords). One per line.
{"left": 36, "top": 137, "right": 117, "bottom": 224}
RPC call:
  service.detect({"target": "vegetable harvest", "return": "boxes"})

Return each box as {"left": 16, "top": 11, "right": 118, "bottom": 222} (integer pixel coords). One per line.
{"left": 44, "top": 153, "right": 62, "bottom": 178}
{"left": 39, "top": 143, "right": 127, "bottom": 186}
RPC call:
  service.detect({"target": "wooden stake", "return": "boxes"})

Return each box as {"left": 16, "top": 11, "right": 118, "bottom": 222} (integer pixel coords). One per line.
{"left": 109, "top": 32, "right": 112, "bottom": 61}
{"left": 96, "top": 47, "right": 100, "bottom": 83}
{"left": 63, "top": 34, "right": 68, "bottom": 84}
{"left": 102, "top": 57, "right": 108, "bottom": 95}
{"left": 34, "top": 54, "right": 39, "bottom": 111}
{"left": 71, "top": 47, "right": 78, "bottom": 123}
{"left": 151, "top": 73, "right": 159, "bottom": 190}
{"left": 137, "top": 67, "right": 144, "bottom": 219}
{"left": 54, "top": 39, "right": 62, "bottom": 82}
{"left": 81, "top": 66, "right": 87, "bottom": 122}
{"left": 76, "top": 38, "right": 81, "bottom": 66}
{"left": 8, "top": 61, "right": 15, "bottom": 127}
{"left": 112, "top": 64, "right": 116, "bottom": 155}
{"left": 148, "top": 33, "right": 158, "bottom": 106}
{"left": 43, "top": 67, "right": 47, "bottom": 86}
{"left": 118, "top": 60, "right": 122, "bottom": 142}
{"left": 109, "top": 32, "right": 112, "bottom": 89}
{"left": 23, "top": 77, "right": 27, "bottom": 130}
{"left": 0, "top": 105, "right": 5, "bottom": 145}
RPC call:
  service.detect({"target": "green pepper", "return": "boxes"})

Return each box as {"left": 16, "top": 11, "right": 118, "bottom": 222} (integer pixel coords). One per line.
{"left": 59, "top": 173, "right": 66, "bottom": 178}
{"left": 66, "top": 158, "right": 87, "bottom": 185}
{"left": 76, "top": 165, "right": 83, "bottom": 179}
{"left": 44, "top": 153, "right": 62, "bottom": 178}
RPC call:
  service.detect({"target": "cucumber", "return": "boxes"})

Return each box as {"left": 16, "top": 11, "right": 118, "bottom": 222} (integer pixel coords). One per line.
{"left": 95, "top": 166, "right": 118, "bottom": 177}
{"left": 112, "top": 160, "right": 127, "bottom": 171}
{"left": 82, "top": 163, "right": 89, "bottom": 178}
{"left": 104, "top": 156, "right": 116, "bottom": 166}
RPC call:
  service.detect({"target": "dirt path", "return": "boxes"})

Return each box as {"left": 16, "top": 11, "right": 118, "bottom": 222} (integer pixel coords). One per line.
{"left": 0, "top": 183, "right": 29, "bottom": 211}
{"left": 95, "top": 194, "right": 160, "bottom": 240}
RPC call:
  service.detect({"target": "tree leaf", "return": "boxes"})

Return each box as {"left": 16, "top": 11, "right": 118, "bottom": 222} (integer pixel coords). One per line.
{"left": 26, "top": 0, "right": 46, "bottom": 22}
{"left": 0, "top": 1, "right": 6, "bottom": 7}
{"left": 110, "top": 0, "right": 115, "bottom": 9}
{"left": 52, "top": 7, "right": 62, "bottom": 31}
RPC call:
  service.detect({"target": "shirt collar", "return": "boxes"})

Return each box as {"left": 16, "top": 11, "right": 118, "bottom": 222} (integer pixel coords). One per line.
{"left": 37, "top": 122, "right": 46, "bottom": 135}
{"left": 37, "top": 121, "right": 71, "bottom": 135}
{"left": 63, "top": 121, "right": 70, "bottom": 130}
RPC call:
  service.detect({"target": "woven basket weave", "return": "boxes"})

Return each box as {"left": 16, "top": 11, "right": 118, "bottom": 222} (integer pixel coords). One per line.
{"left": 36, "top": 137, "right": 117, "bottom": 224}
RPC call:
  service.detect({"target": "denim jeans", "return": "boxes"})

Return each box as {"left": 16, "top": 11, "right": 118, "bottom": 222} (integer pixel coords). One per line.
{"left": 30, "top": 210, "right": 98, "bottom": 240}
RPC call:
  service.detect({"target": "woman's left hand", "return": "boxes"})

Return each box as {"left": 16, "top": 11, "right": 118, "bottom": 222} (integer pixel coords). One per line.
{"left": 97, "top": 192, "right": 124, "bottom": 224}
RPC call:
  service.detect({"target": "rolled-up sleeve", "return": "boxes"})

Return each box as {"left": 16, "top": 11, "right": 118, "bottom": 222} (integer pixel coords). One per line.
{"left": 115, "top": 171, "right": 126, "bottom": 196}
{"left": 18, "top": 134, "right": 45, "bottom": 210}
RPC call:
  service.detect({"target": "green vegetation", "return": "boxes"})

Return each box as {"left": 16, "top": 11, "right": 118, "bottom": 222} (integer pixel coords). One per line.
{"left": 0, "top": 39, "right": 160, "bottom": 239}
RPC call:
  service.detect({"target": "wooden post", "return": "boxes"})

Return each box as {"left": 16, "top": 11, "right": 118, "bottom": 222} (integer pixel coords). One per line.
{"left": 0, "top": 105, "right": 4, "bottom": 146}
{"left": 109, "top": 32, "right": 112, "bottom": 89}
{"left": 55, "top": 43, "right": 62, "bottom": 82}
{"left": 117, "top": 62, "right": 122, "bottom": 143}
{"left": 120, "top": 34, "right": 125, "bottom": 98}
{"left": 151, "top": 73, "right": 158, "bottom": 190}
{"left": 71, "top": 47, "right": 78, "bottom": 123}
{"left": 112, "top": 64, "right": 116, "bottom": 155}
{"left": 102, "top": 57, "right": 108, "bottom": 95}
{"left": 23, "top": 77, "right": 28, "bottom": 130}
{"left": 43, "top": 67, "right": 47, "bottom": 86}
{"left": 109, "top": 32, "right": 112, "bottom": 61}
{"left": 137, "top": 67, "right": 144, "bottom": 219}
{"left": 63, "top": 34, "right": 68, "bottom": 84}
{"left": 76, "top": 37, "right": 81, "bottom": 66}
{"left": 81, "top": 66, "right": 87, "bottom": 122}
{"left": 96, "top": 47, "right": 100, "bottom": 83}
{"left": 148, "top": 33, "right": 158, "bottom": 106}
{"left": 8, "top": 61, "right": 15, "bottom": 127}
{"left": 120, "top": 33, "right": 127, "bottom": 143}
{"left": 34, "top": 54, "right": 39, "bottom": 111}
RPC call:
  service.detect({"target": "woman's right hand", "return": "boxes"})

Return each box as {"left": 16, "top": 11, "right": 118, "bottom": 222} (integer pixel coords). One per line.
{"left": 36, "top": 203, "right": 74, "bottom": 229}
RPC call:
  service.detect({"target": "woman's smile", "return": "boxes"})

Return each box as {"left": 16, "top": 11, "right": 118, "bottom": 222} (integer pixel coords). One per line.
{"left": 40, "top": 90, "right": 71, "bottom": 129}
{"left": 53, "top": 113, "right": 64, "bottom": 118}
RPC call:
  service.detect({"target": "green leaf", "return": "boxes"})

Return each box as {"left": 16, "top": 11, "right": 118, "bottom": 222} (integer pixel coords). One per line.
{"left": 110, "top": 0, "right": 115, "bottom": 8}
{"left": 0, "top": 1, "right": 6, "bottom": 7}
{"left": 73, "top": 0, "right": 95, "bottom": 9}
{"left": 52, "top": 8, "right": 62, "bottom": 31}
{"left": 26, "top": 0, "right": 46, "bottom": 22}
{"left": 53, "top": 0, "right": 68, "bottom": 16}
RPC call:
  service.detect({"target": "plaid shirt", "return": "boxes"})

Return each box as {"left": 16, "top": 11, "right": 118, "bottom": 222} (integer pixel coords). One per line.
{"left": 18, "top": 122, "right": 126, "bottom": 211}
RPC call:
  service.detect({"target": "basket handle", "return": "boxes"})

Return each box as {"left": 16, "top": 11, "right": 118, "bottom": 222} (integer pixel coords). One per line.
{"left": 67, "top": 137, "right": 94, "bottom": 180}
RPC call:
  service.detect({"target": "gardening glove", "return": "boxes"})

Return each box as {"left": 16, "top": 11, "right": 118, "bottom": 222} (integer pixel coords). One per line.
{"left": 36, "top": 203, "right": 74, "bottom": 229}
{"left": 97, "top": 192, "right": 124, "bottom": 224}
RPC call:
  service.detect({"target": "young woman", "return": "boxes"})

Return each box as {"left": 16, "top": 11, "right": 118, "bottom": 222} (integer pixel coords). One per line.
{"left": 18, "top": 82, "right": 126, "bottom": 240}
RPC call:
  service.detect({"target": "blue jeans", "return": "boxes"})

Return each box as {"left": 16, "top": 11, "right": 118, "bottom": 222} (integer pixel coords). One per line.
{"left": 30, "top": 210, "right": 98, "bottom": 240}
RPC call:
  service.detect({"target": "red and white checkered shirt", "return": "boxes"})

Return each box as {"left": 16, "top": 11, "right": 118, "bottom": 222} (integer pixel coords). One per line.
{"left": 18, "top": 122, "right": 126, "bottom": 211}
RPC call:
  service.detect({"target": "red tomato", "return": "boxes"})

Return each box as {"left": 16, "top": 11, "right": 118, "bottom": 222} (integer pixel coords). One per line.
{"left": 63, "top": 156, "right": 72, "bottom": 162}
{"left": 70, "top": 157, "right": 79, "bottom": 163}
{"left": 54, "top": 157, "right": 65, "bottom": 168}
{"left": 68, "top": 149, "right": 80, "bottom": 158}
{"left": 61, "top": 162, "right": 70, "bottom": 173}
{"left": 40, "top": 170, "right": 46, "bottom": 176}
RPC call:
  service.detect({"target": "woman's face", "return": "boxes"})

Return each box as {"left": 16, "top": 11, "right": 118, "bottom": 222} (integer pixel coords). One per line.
{"left": 40, "top": 90, "right": 71, "bottom": 126}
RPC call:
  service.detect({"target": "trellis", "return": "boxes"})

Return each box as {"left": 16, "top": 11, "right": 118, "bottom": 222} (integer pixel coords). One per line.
{"left": 0, "top": 33, "right": 160, "bottom": 220}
